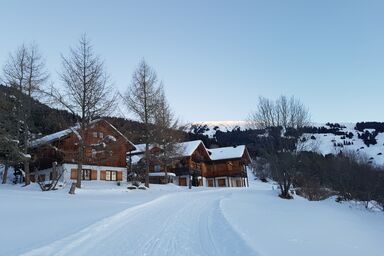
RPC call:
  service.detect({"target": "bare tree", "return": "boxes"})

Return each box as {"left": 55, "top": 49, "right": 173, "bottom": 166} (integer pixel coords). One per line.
{"left": 1, "top": 43, "right": 48, "bottom": 185}
{"left": 153, "top": 84, "right": 183, "bottom": 182}
{"left": 123, "top": 60, "right": 161, "bottom": 188}
{"left": 49, "top": 34, "right": 117, "bottom": 188}
{"left": 249, "top": 95, "right": 311, "bottom": 130}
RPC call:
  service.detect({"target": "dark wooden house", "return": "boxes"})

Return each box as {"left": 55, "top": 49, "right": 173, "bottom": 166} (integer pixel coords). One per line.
{"left": 29, "top": 119, "right": 135, "bottom": 183}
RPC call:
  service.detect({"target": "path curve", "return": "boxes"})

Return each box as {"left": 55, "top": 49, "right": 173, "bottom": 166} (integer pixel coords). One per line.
{"left": 22, "top": 190, "right": 258, "bottom": 256}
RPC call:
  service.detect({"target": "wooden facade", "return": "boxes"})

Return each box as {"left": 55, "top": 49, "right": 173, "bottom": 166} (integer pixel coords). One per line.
{"left": 29, "top": 119, "right": 135, "bottom": 182}
{"left": 128, "top": 141, "right": 251, "bottom": 187}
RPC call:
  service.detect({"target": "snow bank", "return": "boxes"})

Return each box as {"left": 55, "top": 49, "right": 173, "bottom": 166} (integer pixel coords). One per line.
{"left": 220, "top": 172, "right": 384, "bottom": 256}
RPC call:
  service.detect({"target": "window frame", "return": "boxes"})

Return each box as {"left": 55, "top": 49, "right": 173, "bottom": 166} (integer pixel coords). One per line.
{"left": 105, "top": 170, "right": 117, "bottom": 181}
{"left": 82, "top": 169, "right": 91, "bottom": 180}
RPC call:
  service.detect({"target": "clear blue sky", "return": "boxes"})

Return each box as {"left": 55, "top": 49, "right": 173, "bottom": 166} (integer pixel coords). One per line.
{"left": 1, "top": 0, "right": 383, "bottom": 123}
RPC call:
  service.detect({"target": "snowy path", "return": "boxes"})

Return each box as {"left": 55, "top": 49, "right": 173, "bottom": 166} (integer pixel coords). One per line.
{"left": 22, "top": 190, "right": 258, "bottom": 256}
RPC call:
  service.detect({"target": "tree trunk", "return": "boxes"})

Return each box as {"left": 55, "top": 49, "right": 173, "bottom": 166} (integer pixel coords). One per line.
{"left": 2, "top": 164, "right": 9, "bottom": 184}
{"left": 23, "top": 124, "right": 30, "bottom": 186}
{"left": 24, "top": 161, "right": 30, "bottom": 185}
{"left": 76, "top": 144, "right": 83, "bottom": 189}
{"left": 69, "top": 182, "right": 76, "bottom": 194}
{"left": 144, "top": 143, "right": 150, "bottom": 188}
{"left": 52, "top": 162, "right": 58, "bottom": 180}
{"left": 164, "top": 164, "right": 168, "bottom": 184}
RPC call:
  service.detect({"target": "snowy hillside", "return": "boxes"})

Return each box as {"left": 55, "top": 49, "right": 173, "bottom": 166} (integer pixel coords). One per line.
{"left": 298, "top": 123, "right": 384, "bottom": 167}
{"left": 188, "top": 121, "right": 384, "bottom": 167}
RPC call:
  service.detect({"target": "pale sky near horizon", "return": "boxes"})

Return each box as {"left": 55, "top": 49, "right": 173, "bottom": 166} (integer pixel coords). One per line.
{"left": 1, "top": 0, "right": 383, "bottom": 123}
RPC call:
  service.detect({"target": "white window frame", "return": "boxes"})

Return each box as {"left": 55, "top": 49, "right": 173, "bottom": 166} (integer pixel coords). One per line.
{"left": 82, "top": 169, "right": 91, "bottom": 180}
{"left": 105, "top": 170, "right": 117, "bottom": 181}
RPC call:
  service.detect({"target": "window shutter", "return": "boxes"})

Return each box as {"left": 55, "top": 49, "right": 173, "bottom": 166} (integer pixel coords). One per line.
{"left": 116, "top": 171, "right": 122, "bottom": 181}
{"left": 91, "top": 170, "right": 97, "bottom": 180}
{"left": 100, "top": 171, "right": 106, "bottom": 180}
{"left": 70, "top": 169, "right": 77, "bottom": 179}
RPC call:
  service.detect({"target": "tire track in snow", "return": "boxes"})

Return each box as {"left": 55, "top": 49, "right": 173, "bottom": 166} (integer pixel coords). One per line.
{"left": 22, "top": 190, "right": 258, "bottom": 256}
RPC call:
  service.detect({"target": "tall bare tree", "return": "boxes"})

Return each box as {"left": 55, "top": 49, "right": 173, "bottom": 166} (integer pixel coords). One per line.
{"left": 1, "top": 43, "right": 48, "bottom": 185}
{"left": 123, "top": 60, "right": 161, "bottom": 188}
{"left": 153, "top": 84, "right": 183, "bottom": 181}
{"left": 249, "top": 95, "right": 311, "bottom": 130}
{"left": 248, "top": 95, "right": 310, "bottom": 199}
{"left": 50, "top": 34, "right": 117, "bottom": 188}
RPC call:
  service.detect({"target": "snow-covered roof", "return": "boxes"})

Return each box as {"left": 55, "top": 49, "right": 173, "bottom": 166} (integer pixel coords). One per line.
{"left": 129, "top": 144, "right": 147, "bottom": 154}
{"left": 29, "top": 125, "right": 79, "bottom": 148}
{"left": 129, "top": 155, "right": 142, "bottom": 164}
{"left": 177, "top": 140, "right": 206, "bottom": 157}
{"left": 208, "top": 145, "right": 247, "bottom": 161}
{"left": 148, "top": 172, "right": 176, "bottom": 177}
{"left": 29, "top": 119, "right": 135, "bottom": 149}
{"left": 129, "top": 140, "right": 207, "bottom": 157}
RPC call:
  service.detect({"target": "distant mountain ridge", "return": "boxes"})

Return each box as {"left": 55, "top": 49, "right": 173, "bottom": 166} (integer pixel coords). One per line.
{"left": 187, "top": 120, "right": 249, "bottom": 138}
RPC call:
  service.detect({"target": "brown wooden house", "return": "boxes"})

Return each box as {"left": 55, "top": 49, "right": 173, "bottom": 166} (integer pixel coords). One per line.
{"left": 205, "top": 145, "right": 251, "bottom": 187}
{"left": 29, "top": 119, "right": 135, "bottom": 183}
{"left": 127, "top": 140, "right": 251, "bottom": 187}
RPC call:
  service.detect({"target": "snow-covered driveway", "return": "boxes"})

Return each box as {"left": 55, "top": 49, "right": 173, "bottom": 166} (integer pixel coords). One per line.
{"left": 22, "top": 190, "right": 257, "bottom": 256}
{"left": 2, "top": 179, "right": 384, "bottom": 256}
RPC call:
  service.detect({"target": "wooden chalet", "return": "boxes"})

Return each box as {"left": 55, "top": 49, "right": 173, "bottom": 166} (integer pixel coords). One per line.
{"left": 127, "top": 140, "right": 250, "bottom": 187}
{"left": 205, "top": 145, "right": 251, "bottom": 187}
{"left": 29, "top": 119, "right": 135, "bottom": 183}
{"left": 169, "top": 140, "right": 211, "bottom": 186}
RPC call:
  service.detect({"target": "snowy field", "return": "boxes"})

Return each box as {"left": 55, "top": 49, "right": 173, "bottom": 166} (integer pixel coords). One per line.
{"left": 1, "top": 173, "right": 383, "bottom": 256}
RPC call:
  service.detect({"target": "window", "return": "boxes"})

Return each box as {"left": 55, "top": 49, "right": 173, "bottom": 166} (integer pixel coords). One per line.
{"left": 82, "top": 169, "right": 91, "bottom": 180}
{"left": 218, "top": 178, "right": 226, "bottom": 187}
{"left": 99, "top": 132, "right": 103, "bottom": 138}
{"left": 154, "top": 164, "right": 161, "bottom": 172}
{"left": 106, "top": 170, "right": 117, "bottom": 181}
{"left": 93, "top": 132, "right": 98, "bottom": 138}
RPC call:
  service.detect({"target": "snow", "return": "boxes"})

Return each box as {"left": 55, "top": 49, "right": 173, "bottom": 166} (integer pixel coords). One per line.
{"left": 1, "top": 172, "right": 383, "bottom": 256}
{"left": 298, "top": 123, "right": 384, "bottom": 167}
{"left": 187, "top": 120, "right": 250, "bottom": 138}
{"left": 221, "top": 182, "right": 384, "bottom": 256}
{"left": 29, "top": 119, "right": 135, "bottom": 149}
{"left": 179, "top": 140, "right": 205, "bottom": 157}
{"left": 148, "top": 172, "right": 176, "bottom": 177}
{"left": 208, "top": 145, "right": 246, "bottom": 161}
{"left": 128, "top": 143, "right": 147, "bottom": 154}
{"left": 130, "top": 140, "right": 208, "bottom": 158}
{"left": 29, "top": 126, "right": 76, "bottom": 148}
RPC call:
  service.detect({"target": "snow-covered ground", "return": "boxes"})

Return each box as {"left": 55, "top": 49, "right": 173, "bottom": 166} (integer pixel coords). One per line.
{"left": 188, "top": 121, "right": 384, "bottom": 167}
{"left": 299, "top": 123, "right": 384, "bottom": 167}
{"left": 1, "top": 172, "right": 383, "bottom": 256}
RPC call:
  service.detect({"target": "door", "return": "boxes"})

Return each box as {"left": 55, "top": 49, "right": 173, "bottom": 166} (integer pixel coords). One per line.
{"left": 179, "top": 177, "right": 187, "bottom": 186}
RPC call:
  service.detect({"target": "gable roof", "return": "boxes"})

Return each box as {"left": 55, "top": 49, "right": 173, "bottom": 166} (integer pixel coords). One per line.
{"left": 178, "top": 140, "right": 206, "bottom": 157}
{"left": 208, "top": 145, "right": 249, "bottom": 161}
{"left": 128, "top": 140, "right": 251, "bottom": 163}
{"left": 29, "top": 119, "right": 135, "bottom": 150}
{"left": 128, "top": 140, "right": 209, "bottom": 158}
{"left": 129, "top": 143, "right": 146, "bottom": 154}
